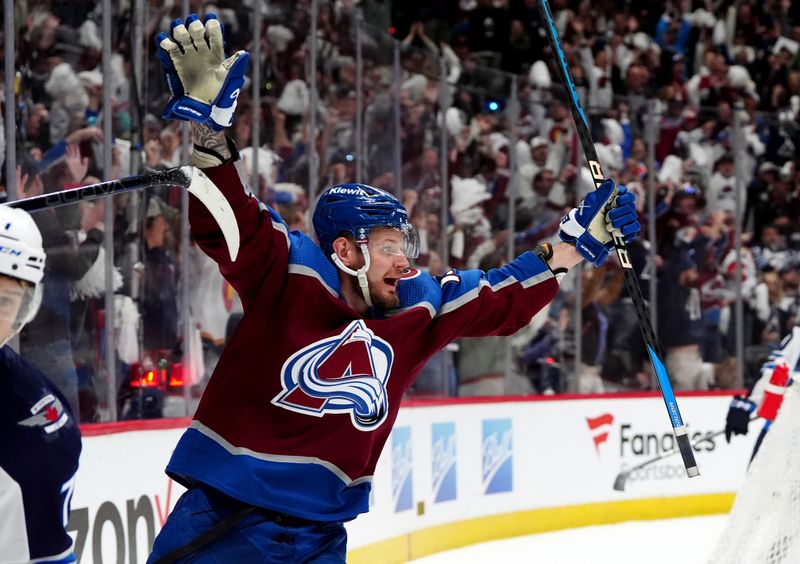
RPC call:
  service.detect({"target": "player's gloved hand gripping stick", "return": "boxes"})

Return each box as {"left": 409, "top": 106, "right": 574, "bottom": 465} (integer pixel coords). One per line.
{"left": 537, "top": 0, "right": 699, "bottom": 478}
{"left": 559, "top": 180, "right": 639, "bottom": 267}
{"left": 156, "top": 13, "right": 250, "bottom": 131}
{"left": 725, "top": 396, "right": 757, "bottom": 442}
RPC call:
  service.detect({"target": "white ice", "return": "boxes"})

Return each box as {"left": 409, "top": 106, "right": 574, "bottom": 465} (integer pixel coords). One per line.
{"left": 412, "top": 514, "right": 728, "bottom": 564}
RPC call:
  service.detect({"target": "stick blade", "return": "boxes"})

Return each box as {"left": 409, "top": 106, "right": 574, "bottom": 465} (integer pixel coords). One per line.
{"left": 182, "top": 166, "right": 240, "bottom": 261}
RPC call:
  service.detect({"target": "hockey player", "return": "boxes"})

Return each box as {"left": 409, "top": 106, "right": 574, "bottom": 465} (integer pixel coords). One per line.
{"left": 147, "top": 14, "right": 641, "bottom": 562}
{"left": 725, "top": 324, "right": 799, "bottom": 460}
{"left": 0, "top": 205, "right": 82, "bottom": 563}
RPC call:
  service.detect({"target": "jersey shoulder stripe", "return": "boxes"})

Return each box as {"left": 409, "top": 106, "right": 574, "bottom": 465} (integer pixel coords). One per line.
{"left": 261, "top": 202, "right": 290, "bottom": 249}
{"left": 439, "top": 251, "right": 552, "bottom": 315}
{"left": 286, "top": 231, "right": 340, "bottom": 296}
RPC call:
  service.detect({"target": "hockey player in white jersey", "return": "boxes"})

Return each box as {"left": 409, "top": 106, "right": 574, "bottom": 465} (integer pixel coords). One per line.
{"left": 0, "top": 205, "right": 82, "bottom": 563}
{"left": 724, "top": 324, "right": 799, "bottom": 459}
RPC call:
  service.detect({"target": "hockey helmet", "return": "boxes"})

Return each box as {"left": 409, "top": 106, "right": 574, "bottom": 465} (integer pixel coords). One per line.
{"left": 313, "top": 183, "right": 419, "bottom": 259}
{"left": 0, "top": 206, "right": 46, "bottom": 342}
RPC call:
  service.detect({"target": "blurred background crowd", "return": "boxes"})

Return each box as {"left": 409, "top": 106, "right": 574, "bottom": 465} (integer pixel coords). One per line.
{"left": 1, "top": 0, "right": 799, "bottom": 422}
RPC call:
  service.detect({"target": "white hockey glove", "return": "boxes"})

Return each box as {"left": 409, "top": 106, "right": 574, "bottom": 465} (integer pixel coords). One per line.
{"left": 156, "top": 13, "right": 250, "bottom": 131}
{"left": 559, "top": 179, "right": 640, "bottom": 266}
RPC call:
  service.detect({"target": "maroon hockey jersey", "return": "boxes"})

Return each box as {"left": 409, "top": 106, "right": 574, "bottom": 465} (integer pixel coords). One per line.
{"left": 165, "top": 162, "right": 558, "bottom": 522}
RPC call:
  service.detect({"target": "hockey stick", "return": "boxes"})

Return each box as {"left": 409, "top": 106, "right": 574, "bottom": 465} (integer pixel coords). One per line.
{"left": 536, "top": 0, "right": 699, "bottom": 478}
{"left": 4, "top": 165, "right": 240, "bottom": 261}
{"left": 613, "top": 416, "right": 761, "bottom": 491}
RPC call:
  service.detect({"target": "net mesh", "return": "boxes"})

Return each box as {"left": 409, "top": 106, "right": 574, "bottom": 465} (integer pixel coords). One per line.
{"left": 707, "top": 385, "right": 800, "bottom": 564}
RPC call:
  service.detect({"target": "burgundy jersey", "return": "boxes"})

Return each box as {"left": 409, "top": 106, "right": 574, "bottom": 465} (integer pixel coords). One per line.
{"left": 166, "top": 162, "right": 558, "bottom": 522}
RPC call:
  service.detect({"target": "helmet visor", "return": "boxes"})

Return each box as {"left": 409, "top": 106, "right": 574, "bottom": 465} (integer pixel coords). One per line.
{"left": 367, "top": 224, "right": 420, "bottom": 260}
{"left": 0, "top": 280, "right": 41, "bottom": 346}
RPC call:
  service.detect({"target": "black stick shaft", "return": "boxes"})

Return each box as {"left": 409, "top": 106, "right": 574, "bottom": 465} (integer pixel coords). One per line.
{"left": 5, "top": 168, "right": 188, "bottom": 213}
{"left": 537, "top": 0, "right": 699, "bottom": 477}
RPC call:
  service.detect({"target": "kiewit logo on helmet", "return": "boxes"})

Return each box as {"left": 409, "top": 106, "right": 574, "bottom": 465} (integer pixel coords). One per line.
{"left": 272, "top": 320, "right": 394, "bottom": 431}
{"left": 328, "top": 186, "right": 368, "bottom": 196}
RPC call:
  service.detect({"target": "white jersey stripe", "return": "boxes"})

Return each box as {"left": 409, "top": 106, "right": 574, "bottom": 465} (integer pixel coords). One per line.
{"left": 0, "top": 465, "right": 30, "bottom": 563}
{"left": 384, "top": 301, "right": 438, "bottom": 319}
{"left": 437, "top": 270, "right": 552, "bottom": 317}
{"left": 191, "top": 420, "right": 371, "bottom": 487}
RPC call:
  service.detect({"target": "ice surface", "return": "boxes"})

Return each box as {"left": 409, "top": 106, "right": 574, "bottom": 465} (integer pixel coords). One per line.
{"left": 412, "top": 515, "right": 728, "bottom": 564}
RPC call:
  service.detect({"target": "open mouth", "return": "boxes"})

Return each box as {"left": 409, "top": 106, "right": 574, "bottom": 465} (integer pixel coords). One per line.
{"left": 383, "top": 277, "right": 398, "bottom": 289}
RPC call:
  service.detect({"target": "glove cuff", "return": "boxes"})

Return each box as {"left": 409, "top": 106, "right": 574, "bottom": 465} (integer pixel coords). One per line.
{"left": 731, "top": 397, "right": 756, "bottom": 413}
{"left": 170, "top": 97, "right": 212, "bottom": 123}
{"left": 576, "top": 233, "right": 609, "bottom": 266}
{"left": 559, "top": 209, "right": 585, "bottom": 240}
{"left": 209, "top": 103, "right": 237, "bottom": 130}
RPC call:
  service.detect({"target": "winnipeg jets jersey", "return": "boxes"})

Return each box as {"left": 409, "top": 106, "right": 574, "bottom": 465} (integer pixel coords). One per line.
{"left": 0, "top": 346, "right": 82, "bottom": 563}
{"left": 750, "top": 325, "right": 800, "bottom": 405}
{"left": 166, "top": 162, "right": 558, "bottom": 522}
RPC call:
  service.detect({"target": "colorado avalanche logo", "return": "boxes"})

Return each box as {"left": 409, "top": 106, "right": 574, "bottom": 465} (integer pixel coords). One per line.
{"left": 272, "top": 320, "right": 394, "bottom": 431}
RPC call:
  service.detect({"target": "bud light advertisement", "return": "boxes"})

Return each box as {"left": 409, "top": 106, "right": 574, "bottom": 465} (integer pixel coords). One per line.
{"left": 431, "top": 422, "right": 456, "bottom": 503}
{"left": 482, "top": 418, "right": 513, "bottom": 494}
{"left": 391, "top": 426, "right": 413, "bottom": 512}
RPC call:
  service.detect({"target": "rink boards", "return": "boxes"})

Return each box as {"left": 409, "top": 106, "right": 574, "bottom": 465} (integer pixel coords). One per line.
{"left": 70, "top": 392, "right": 757, "bottom": 563}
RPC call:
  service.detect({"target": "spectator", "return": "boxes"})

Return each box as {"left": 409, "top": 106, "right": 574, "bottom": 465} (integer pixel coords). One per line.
{"left": 516, "top": 136, "right": 550, "bottom": 206}
{"left": 580, "top": 40, "right": 614, "bottom": 138}
{"left": 706, "top": 154, "right": 744, "bottom": 215}
{"left": 658, "top": 228, "right": 715, "bottom": 390}
{"left": 466, "top": 0, "right": 510, "bottom": 65}
{"left": 159, "top": 126, "right": 181, "bottom": 168}
{"left": 561, "top": 262, "right": 624, "bottom": 393}
{"left": 69, "top": 196, "right": 120, "bottom": 423}
{"left": 4, "top": 0, "right": 800, "bottom": 414}
{"left": 140, "top": 196, "right": 178, "bottom": 352}
{"left": 17, "top": 155, "right": 96, "bottom": 417}
{"left": 457, "top": 252, "right": 515, "bottom": 396}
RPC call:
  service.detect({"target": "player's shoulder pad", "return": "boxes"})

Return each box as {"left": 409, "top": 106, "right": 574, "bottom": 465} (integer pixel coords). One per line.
{"left": 286, "top": 230, "right": 341, "bottom": 295}
{"left": 391, "top": 268, "right": 443, "bottom": 317}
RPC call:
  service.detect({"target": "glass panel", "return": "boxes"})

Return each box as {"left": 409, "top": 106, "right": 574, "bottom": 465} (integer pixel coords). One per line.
{"left": 5, "top": 0, "right": 796, "bottom": 416}
{"left": 362, "top": 22, "right": 399, "bottom": 193}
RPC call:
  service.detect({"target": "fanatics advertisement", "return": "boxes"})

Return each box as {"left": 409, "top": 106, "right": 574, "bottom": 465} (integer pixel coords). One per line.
{"left": 68, "top": 394, "right": 757, "bottom": 563}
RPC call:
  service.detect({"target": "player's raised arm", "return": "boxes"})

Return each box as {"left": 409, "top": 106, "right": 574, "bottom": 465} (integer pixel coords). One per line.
{"left": 426, "top": 179, "right": 640, "bottom": 342}
{"left": 155, "top": 13, "right": 291, "bottom": 304}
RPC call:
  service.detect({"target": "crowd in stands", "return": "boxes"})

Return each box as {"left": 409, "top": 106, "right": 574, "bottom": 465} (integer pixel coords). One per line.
{"left": 1, "top": 0, "right": 798, "bottom": 420}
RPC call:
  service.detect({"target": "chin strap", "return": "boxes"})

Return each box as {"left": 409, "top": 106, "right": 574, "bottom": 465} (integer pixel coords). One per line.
{"left": 331, "top": 243, "right": 373, "bottom": 308}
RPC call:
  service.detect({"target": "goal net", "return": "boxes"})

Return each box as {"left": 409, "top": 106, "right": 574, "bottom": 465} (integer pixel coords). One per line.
{"left": 706, "top": 384, "right": 800, "bottom": 564}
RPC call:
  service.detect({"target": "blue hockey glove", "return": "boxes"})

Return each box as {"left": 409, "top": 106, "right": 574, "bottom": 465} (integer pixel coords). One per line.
{"left": 559, "top": 180, "right": 640, "bottom": 266}
{"left": 725, "top": 395, "right": 756, "bottom": 443}
{"left": 156, "top": 13, "right": 250, "bottom": 130}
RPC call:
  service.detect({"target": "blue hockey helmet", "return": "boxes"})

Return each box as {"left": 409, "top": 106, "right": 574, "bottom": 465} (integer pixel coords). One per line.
{"left": 313, "top": 183, "right": 419, "bottom": 259}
